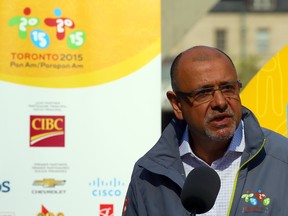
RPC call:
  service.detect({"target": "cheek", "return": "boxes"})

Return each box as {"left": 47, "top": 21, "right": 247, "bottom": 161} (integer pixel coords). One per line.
{"left": 230, "top": 102, "right": 242, "bottom": 122}
{"left": 183, "top": 108, "right": 206, "bottom": 128}
{"left": 236, "top": 106, "right": 243, "bottom": 122}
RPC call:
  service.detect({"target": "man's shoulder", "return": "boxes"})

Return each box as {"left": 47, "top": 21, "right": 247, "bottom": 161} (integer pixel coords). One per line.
{"left": 262, "top": 127, "right": 288, "bottom": 163}
{"left": 262, "top": 127, "right": 288, "bottom": 144}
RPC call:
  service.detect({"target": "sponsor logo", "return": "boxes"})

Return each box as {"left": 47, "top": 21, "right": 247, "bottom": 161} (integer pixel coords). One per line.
{"left": 241, "top": 189, "right": 271, "bottom": 213}
{"left": 36, "top": 205, "right": 64, "bottom": 216}
{"left": 89, "top": 177, "right": 125, "bottom": 197}
{"left": 9, "top": 7, "right": 86, "bottom": 49}
{"left": 33, "top": 178, "right": 65, "bottom": 188}
{"left": 0, "top": 181, "right": 10, "bottom": 193}
{"left": 30, "top": 115, "right": 65, "bottom": 147}
{"left": 99, "top": 204, "right": 114, "bottom": 216}
{"left": 122, "top": 198, "right": 129, "bottom": 214}
{"left": 32, "top": 178, "right": 66, "bottom": 195}
{"left": 0, "top": 213, "right": 15, "bottom": 216}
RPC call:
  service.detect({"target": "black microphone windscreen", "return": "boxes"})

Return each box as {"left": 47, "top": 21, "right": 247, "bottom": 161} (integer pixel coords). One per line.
{"left": 180, "top": 166, "right": 221, "bottom": 214}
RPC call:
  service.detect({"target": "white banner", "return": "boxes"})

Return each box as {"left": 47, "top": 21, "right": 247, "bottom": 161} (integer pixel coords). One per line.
{"left": 0, "top": 0, "right": 161, "bottom": 215}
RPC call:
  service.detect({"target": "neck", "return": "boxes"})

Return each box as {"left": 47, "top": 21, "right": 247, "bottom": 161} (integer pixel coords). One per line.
{"left": 189, "top": 134, "right": 230, "bottom": 165}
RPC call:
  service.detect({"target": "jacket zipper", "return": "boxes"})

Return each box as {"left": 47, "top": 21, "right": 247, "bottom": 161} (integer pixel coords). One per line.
{"left": 226, "top": 138, "right": 267, "bottom": 216}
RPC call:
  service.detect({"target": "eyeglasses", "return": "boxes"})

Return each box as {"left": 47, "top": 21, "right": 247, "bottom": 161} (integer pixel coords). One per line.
{"left": 175, "top": 80, "right": 242, "bottom": 106}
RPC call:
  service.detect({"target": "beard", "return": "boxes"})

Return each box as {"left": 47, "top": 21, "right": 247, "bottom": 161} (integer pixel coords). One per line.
{"left": 205, "top": 121, "right": 236, "bottom": 141}
{"left": 204, "top": 109, "right": 237, "bottom": 142}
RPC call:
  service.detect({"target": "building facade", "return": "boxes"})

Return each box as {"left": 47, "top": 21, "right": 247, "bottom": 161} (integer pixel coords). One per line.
{"left": 162, "top": 0, "right": 288, "bottom": 128}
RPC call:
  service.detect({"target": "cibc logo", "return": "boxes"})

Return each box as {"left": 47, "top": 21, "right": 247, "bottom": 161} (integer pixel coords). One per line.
{"left": 0, "top": 180, "right": 10, "bottom": 193}
{"left": 89, "top": 177, "right": 125, "bottom": 197}
{"left": 30, "top": 115, "right": 65, "bottom": 147}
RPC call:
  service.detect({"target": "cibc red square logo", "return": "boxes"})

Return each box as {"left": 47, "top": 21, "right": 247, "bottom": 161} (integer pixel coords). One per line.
{"left": 99, "top": 204, "right": 114, "bottom": 216}
{"left": 30, "top": 115, "right": 65, "bottom": 147}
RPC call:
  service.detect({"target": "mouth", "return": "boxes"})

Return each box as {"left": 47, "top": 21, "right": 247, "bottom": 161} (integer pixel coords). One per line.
{"left": 209, "top": 114, "right": 233, "bottom": 127}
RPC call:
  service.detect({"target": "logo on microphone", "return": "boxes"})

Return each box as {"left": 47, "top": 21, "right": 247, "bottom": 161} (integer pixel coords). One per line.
{"left": 30, "top": 115, "right": 65, "bottom": 147}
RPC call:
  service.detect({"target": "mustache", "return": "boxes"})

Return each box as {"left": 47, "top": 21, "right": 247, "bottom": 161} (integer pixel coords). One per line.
{"left": 205, "top": 110, "right": 235, "bottom": 123}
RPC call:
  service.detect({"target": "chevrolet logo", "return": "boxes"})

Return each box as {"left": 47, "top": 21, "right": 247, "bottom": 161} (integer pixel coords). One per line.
{"left": 33, "top": 179, "right": 66, "bottom": 188}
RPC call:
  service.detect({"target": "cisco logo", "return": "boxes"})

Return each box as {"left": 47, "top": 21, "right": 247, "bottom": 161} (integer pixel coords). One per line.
{"left": 89, "top": 177, "right": 125, "bottom": 197}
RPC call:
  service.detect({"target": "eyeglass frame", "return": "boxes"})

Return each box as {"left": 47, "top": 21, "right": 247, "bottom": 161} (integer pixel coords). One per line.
{"left": 174, "top": 80, "right": 242, "bottom": 106}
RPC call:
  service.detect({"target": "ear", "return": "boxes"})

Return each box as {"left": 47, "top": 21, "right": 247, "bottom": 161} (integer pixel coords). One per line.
{"left": 166, "top": 91, "right": 184, "bottom": 120}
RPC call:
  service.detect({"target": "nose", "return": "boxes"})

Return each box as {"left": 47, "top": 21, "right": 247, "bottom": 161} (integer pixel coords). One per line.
{"left": 210, "top": 90, "right": 228, "bottom": 111}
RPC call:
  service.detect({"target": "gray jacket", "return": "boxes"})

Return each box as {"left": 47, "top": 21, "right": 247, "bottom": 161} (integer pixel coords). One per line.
{"left": 122, "top": 106, "right": 288, "bottom": 215}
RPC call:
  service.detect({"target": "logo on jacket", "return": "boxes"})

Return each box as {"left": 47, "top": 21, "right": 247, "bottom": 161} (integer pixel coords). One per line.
{"left": 241, "top": 189, "right": 271, "bottom": 213}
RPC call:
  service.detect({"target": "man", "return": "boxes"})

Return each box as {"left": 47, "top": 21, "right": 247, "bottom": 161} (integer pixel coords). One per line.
{"left": 122, "top": 46, "right": 288, "bottom": 215}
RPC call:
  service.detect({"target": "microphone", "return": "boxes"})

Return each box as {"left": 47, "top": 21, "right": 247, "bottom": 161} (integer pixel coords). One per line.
{"left": 180, "top": 166, "right": 221, "bottom": 215}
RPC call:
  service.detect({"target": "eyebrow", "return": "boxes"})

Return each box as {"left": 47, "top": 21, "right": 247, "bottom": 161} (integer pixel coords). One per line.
{"left": 196, "top": 81, "right": 234, "bottom": 89}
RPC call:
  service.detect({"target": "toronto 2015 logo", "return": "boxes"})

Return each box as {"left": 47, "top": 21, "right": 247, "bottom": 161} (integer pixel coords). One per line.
{"left": 8, "top": 7, "right": 86, "bottom": 49}
{"left": 241, "top": 189, "right": 271, "bottom": 213}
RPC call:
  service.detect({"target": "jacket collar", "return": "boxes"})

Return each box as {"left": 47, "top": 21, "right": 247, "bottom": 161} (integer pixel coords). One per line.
{"left": 240, "top": 106, "right": 265, "bottom": 164}
{"left": 137, "top": 118, "right": 187, "bottom": 188}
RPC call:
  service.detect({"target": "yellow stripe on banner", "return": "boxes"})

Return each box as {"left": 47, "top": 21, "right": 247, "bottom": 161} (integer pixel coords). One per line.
{"left": 0, "top": 0, "right": 161, "bottom": 88}
{"left": 0, "top": 38, "right": 160, "bottom": 88}
{"left": 240, "top": 45, "right": 288, "bottom": 137}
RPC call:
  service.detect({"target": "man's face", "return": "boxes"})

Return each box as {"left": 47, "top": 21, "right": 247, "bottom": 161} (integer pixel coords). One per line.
{"left": 175, "top": 55, "right": 242, "bottom": 142}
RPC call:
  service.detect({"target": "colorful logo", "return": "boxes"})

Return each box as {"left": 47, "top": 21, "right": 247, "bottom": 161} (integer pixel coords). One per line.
{"left": 99, "top": 204, "right": 114, "bottom": 216}
{"left": 9, "top": 7, "right": 86, "bottom": 49}
{"left": 241, "top": 189, "right": 271, "bottom": 213}
{"left": 32, "top": 178, "right": 66, "bottom": 195}
{"left": 89, "top": 177, "right": 126, "bottom": 197}
{"left": 30, "top": 115, "right": 65, "bottom": 147}
{"left": 2, "top": 1, "right": 160, "bottom": 88}
{"left": 37, "top": 205, "right": 64, "bottom": 216}
{"left": 33, "top": 179, "right": 66, "bottom": 188}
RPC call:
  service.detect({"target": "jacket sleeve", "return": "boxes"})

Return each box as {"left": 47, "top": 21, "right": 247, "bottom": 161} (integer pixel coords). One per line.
{"left": 122, "top": 176, "right": 148, "bottom": 216}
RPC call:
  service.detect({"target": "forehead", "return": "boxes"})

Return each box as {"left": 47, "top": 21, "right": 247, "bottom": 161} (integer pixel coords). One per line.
{"left": 176, "top": 53, "right": 237, "bottom": 90}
